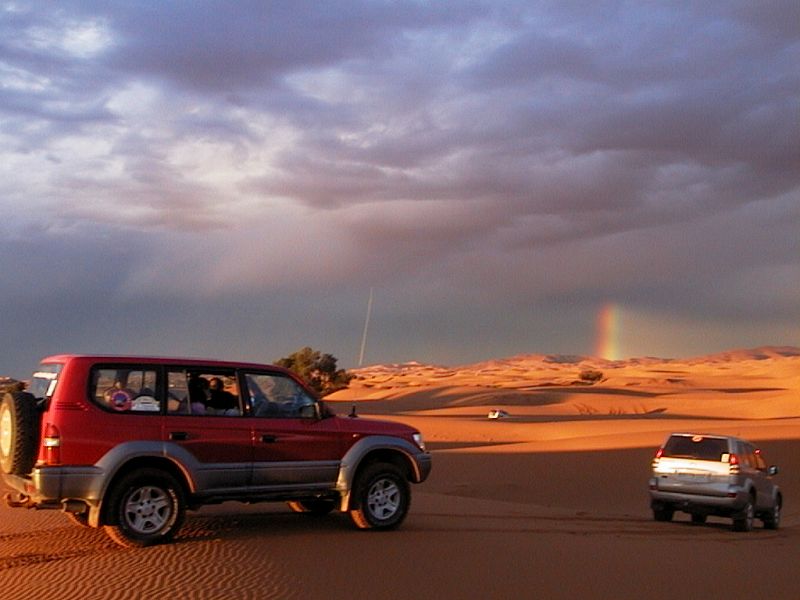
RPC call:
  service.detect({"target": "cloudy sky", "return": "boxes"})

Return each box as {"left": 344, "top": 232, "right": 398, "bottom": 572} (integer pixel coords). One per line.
{"left": 1, "top": 1, "right": 798, "bottom": 377}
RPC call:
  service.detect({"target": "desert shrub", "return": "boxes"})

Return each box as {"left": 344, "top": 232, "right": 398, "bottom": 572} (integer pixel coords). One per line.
{"left": 578, "top": 369, "right": 604, "bottom": 384}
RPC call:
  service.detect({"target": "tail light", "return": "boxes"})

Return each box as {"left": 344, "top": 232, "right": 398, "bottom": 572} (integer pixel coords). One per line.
{"left": 728, "top": 453, "right": 740, "bottom": 474}
{"left": 42, "top": 423, "right": 61, "bottom": 465}
{"left": 651, "top": 447, "right": 664, "bottom": 468}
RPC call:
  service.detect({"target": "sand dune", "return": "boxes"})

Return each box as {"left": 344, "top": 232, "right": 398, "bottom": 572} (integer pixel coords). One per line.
{"left": 1, "top": 347, "right": 798, "bottom": 599}
{"left": 325, "top": 347, "right": 800, "bottom": 465}
{"left": 334, "top": 345, "right": 799, "bottom": 401}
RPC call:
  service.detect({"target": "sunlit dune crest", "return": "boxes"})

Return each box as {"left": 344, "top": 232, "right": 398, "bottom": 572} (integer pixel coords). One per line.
{"left": 328, "top": 346, "right": 800, "bottom": 450}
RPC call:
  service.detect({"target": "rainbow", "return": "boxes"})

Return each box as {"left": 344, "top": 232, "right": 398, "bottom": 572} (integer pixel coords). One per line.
{"left": 596, "top": 303, "right": 621, "bottom": 360}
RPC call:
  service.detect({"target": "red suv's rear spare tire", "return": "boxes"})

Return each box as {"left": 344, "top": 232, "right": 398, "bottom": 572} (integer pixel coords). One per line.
{"left": 0, "top": 392, "right": 40, "bottom": 475}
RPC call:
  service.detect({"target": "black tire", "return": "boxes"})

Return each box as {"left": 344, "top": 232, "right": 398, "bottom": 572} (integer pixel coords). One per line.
{"left": 733, "top": 497, "right": 755, "bottom": 532}
{"left": 0, "top": 392, "right": 39, "bottom": 475}
{"left": 691, "top": 513, "right": 707, "bottom": 525}
{"left": 349, "top": 463, "right": 410, "bottom": 530}
{"left": 103, "top": 469, "right": 186, "bottom": 548}
{"left": 652, "top": 504, "right": 674, "bottom": 522}
{"left": 762, "top": 496, "right": 781, "bottom": 530}
{"left": 287, "top": 499, "right": 337, "bottom": 515}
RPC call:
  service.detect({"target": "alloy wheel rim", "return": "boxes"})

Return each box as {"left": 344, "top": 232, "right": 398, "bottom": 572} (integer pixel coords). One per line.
{"left": 367, "top": 478, "right": 400, "bottom": 520}
{"left": 123, "top": 486, "right": 172, "bottom": 534}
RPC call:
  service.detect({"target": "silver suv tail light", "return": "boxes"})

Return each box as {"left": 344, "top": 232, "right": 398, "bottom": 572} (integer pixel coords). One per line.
{"left": 727, "top": 453, "right": 740, "bottom": 474}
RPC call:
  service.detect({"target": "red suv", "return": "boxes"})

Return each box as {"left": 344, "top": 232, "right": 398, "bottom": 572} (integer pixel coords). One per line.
{"left": 1, "top": 355, "right": 431, "bottom": 547}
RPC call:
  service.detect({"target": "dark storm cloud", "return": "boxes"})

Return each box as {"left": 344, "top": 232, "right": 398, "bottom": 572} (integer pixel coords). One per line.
{"left": 249, "top": 0, "right": 798, "bottom": 253}
{"left": 74, "top": 0, "right": 484, "bottom": 92}
{"left": 0, "top": 1, "right": 798, "bottom": 376}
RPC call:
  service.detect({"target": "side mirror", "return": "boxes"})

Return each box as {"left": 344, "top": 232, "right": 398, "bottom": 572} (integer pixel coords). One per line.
{"left": 768, "top": 465, "right": 779, "bottom": 476}
{"left": 299, "top": 404, "right": 318, "bottom": 419}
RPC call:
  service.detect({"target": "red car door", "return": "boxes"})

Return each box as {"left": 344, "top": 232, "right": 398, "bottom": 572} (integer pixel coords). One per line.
{"left": 242, "top": 371, "right": 344, "bottom": 489}
{"left": 162, "top": 369, "right": 252, "bottom": 493}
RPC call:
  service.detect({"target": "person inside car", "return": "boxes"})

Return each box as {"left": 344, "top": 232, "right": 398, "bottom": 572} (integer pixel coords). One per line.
{"left": 207, "top": 377, "right": 239, "bottom": 414}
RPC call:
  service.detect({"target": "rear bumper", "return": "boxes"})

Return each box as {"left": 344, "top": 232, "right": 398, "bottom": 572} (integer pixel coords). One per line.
{"left": 648, "top": 478, "right": 748, "bottom": 513}
{"left": 2, "top": 466, "right": 103, "bottom": 508}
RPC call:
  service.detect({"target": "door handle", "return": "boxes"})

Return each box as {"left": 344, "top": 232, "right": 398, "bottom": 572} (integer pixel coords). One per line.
{"left": 260, "top": 434, "right": 277, "bottom": 443}
{"left": 170, "top": 431, "right": 189, "bottom": 441}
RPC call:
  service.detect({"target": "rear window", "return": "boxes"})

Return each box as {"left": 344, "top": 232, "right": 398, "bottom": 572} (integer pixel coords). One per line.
{"left": 90, "top": 367, "right": 160, "bottom": 413}
{"left": 30, "top": 363, "right": 63, "bottom": 399}
{"left": 662, "top": 435, "right": 729, "bottom": 461}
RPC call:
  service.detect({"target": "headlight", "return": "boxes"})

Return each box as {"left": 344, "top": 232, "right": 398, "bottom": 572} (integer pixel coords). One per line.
{"left": 413, "top": 432, "right": 426, "bottom": 451}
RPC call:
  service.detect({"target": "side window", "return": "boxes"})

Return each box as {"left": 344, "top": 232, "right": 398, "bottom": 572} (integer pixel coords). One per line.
{"left": 754, "top": 450, "right": 767, "bottom": 471}
{"left": 738, "top": 443, "right": 756, "bottom": 468}
{"left": 166, "top": 369, "right": 241, "bottom": 416}
{"left": 166, "top": 370, "right": 190, "bottom": 414}
{"left": 90, "top": 367, "right": 159, "bottom": 413}
{"left": 244, "top": 373, "right": 316, "bottom": 418}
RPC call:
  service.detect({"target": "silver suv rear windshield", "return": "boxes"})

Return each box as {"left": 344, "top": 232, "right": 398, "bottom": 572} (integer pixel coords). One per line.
{"left": 662, "top": 435, "right": 729, "bottom": 461}
{"left": 30, "top": 363, "right": 63, "bottom": 399}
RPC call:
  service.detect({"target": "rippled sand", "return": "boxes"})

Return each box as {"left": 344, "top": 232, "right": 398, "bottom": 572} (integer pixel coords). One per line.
{"left": 2, "top": 348, "right": 798, "bottom": 599}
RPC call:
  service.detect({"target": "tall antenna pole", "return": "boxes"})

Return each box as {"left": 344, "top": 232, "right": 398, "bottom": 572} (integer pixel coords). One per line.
{"left": 358, "top": 287, "right": 374, "bottom": 367}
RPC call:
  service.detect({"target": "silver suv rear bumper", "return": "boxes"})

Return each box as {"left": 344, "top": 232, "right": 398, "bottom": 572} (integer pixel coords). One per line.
{"left": 649, "top": 478, "right": 749, "bottom": 512}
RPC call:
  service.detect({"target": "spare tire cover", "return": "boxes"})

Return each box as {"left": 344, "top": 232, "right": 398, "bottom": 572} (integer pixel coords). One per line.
{"left": 0, "top": 392, "right": 40, "bottom": 475}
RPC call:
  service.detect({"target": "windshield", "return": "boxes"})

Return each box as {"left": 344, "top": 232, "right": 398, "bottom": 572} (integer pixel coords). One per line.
{"left": 29, "top": 363, "right": 63, "bottom": 399}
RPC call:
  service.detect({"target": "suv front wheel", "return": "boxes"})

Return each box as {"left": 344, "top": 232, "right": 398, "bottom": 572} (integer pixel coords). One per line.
{"left": 762, "top": 496, "right": 781, "bottom": 530}
{"left": 103, "top": 468, "right": 186, "bottom": 547}
{"left": 349, "top": 463, "right": 410, "bottom": 530}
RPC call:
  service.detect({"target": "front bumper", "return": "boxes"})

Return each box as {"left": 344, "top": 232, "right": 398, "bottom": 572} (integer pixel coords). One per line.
{"left": 415, "top": 452, "right": 432, "bottom": 483}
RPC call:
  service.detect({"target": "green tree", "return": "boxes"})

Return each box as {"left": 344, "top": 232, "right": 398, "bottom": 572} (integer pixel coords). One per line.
{"left": 276, "top": 347, "right": 353, "bottom": 396}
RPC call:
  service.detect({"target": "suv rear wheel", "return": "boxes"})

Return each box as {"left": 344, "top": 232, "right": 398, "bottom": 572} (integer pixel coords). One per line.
{"left": 0, "top": 392, "right": 39, "bottom": 476}
{"left": 103, "top": 469, "right": 186, "bottom": 547}
{"left": 732, "top": 496, "right": 755, "bottom": 532}
{"left": 652, "top": 504, "right": 674, "bottom": 522}
{"left": 690, "top": 513, "right": 707, "bottom": 525}
{"left": 349, "top": 463, "right": 410, "bottom": 530}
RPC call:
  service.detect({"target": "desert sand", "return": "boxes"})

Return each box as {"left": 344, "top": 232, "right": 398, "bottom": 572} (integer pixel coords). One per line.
{"left": 1, "top": 347, "right": 798, "bottom": 599}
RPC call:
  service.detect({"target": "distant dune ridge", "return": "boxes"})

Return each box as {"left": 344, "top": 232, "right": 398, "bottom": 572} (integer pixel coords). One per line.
{"left": 327, "top": 347, "right": 800, "bottom": 446}
{"left": 336, "top": 345, "right": 800, "bottom": 395}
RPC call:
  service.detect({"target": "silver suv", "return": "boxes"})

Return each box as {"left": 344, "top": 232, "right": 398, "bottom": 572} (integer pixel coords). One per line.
{"left": 648, "top": 433, "right": 782, "bottom": 531}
